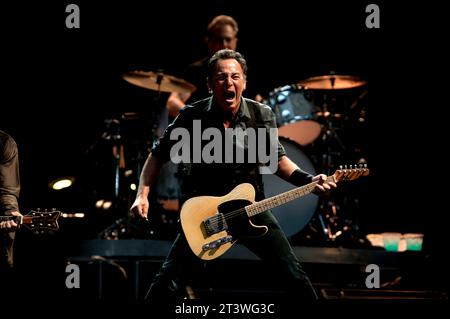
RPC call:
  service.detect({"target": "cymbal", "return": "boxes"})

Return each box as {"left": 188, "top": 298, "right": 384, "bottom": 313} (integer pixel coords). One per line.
{"left": 123, "top": 70, "right": 196, "bottom": 94}
{"left": 298, "top": 75, "right": 366, "bottom": 90}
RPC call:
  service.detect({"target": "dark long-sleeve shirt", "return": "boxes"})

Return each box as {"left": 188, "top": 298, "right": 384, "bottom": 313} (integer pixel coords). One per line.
{"left": 0, "top": 130, "right": 20, "bottom": 272}
{"left": 0, "top": 130, "right": 20, "bottom": 215}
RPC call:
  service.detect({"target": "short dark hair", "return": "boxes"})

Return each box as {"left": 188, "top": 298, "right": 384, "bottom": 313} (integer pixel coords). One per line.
{"left": 207, "top": 49, "right": 247, "bottom": 81}
{"left": 207, "top": 15, "right": 239, "bottom": 37}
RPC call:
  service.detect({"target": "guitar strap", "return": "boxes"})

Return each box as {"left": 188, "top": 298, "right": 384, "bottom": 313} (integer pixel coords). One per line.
{"left": 242, "top": 101, "right": 267, "bottom": 201}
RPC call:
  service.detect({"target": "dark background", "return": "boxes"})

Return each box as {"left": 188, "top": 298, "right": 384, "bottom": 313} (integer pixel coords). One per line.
{"left": 0, "top": 1, "right": 445, "bottom": 247}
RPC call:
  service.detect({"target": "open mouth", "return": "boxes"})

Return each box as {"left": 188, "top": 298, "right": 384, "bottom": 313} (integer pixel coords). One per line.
{"left": 224, "top": 91, "right": 236, "bottom": 101}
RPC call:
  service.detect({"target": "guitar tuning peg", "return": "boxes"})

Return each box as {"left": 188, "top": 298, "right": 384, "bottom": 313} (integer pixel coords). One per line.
{"left": 339, "top": 165, "right": 343, "bottom": 170}
{"left": 350, "top": 164, "right": 353, "bottom": 170}
{"left": 344, "top": 165, "right": 348, "bottom": 170}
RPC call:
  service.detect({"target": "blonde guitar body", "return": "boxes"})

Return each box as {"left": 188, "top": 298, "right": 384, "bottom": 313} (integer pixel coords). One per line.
{"left": 180, "top": 183, "right": 267, "bottom": 260}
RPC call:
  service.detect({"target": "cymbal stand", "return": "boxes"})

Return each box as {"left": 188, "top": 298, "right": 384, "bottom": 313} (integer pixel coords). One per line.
{"left": 317, "top": 196, "right": 345, "bottom": 242}
{"left": 315, "top": 91, "right": 352, "bottom": 244}
{"left": 150, "top": 71, "right": 169, "bottom": 147}
{"left": 317, "top": 210, "right": 331, "bottom": 242}
{"left": 319, "top": 92, "right": 346, "bottom": 175}
{"left": 100, "top": 118, "right": 123, "bottom": 200}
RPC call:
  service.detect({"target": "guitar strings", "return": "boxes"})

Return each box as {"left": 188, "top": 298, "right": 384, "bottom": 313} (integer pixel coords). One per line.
{"left": 204, "top": 169, "right": 366, "bottom": 229}
{"left": 206, "top": 181, "right": 321, "bottom": 227}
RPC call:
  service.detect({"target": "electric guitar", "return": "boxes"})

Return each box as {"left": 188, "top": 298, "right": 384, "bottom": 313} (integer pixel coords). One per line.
{"left": 0, "top": 209, "right": 61, "bottom": 234}
{"left": 180, "top": 165, "right": 369, "bottom": 260}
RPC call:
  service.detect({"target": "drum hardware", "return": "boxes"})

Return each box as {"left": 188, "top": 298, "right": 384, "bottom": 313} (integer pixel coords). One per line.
{"left": 96, "top": 70, "right": 190, "bottom": 239}
{"left": 264, "top": 74, "right": 369, "bottom": 242}
{"left": 289, "top": 74, "right": 369, "bottom": 246}
{"left": 307, "top": 152, "right": 368, "bottom": 245}
{"left": 298, "top": 73, "right": 367, "bottom": 174}
{"left": 319, "top": 191, "right": 367, "bottom": 245}
{"left": 314, "top": 90, "right": 347, "bottom": 175}
{"left": 295, "top": 186, "right": 367, "bottom": 247}
{"left": 89, "top": 71, "right": 195, "bottom": 240}
{"left": 350, "top": 90, "right": 368, "bottom": 110}
{"left": 97, "top": 216, "right": 154, "bottom": 240}
{"left": 320, "top": 121, "right": 347, "bottom": 175}
{"left": 350, "top": 90, "right": 368, "bottom": 123}
{"left": 122, "top": 70, "right": 197, "bottom": 94}
{"left": 85, "top": 117, "right": 126, "bottom": 202}
{"left": 319, "top": 196, "right": 343, "bottom": 241}
{"left": 94, "top": 112, "right": 181, "bottom": 240}
{"left": 314, "top": 118, "right": 362, "bottom": 245}
{"left": 298, "top": 73, "right": 368, "bottom": 124}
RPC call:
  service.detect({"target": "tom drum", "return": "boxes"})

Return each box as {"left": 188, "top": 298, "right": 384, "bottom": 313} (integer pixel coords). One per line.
{"left": 269, "top": 84, "right": 321, "bottom": 146}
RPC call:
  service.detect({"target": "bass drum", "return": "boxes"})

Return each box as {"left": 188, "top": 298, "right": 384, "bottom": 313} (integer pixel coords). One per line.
{"left": 262, "top": 137, "right": 318, "bottom": 237}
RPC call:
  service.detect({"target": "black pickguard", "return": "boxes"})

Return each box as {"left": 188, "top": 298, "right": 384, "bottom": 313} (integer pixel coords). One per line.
{"left": 217, "top": 199, "right": 266, "bottom": 238}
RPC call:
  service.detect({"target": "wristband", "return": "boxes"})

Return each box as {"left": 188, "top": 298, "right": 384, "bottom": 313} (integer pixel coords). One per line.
{"left": 288, "top": 168, "right": 313, "bottom": 187}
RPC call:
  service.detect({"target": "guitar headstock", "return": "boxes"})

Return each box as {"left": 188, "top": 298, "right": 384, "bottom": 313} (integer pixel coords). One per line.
{"left": 21, "top": 209, "right": 61, "bottom": 234}
{"left": 332, "top": 164, "right": 370, "bottom": 183}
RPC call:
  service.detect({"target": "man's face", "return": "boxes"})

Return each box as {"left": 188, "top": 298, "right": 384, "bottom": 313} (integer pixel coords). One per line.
{"left": 209, "top": 58, "right": 246, "bottom": 116}
{"left": 207, "top": 24, "right": 238, "bottom": 55}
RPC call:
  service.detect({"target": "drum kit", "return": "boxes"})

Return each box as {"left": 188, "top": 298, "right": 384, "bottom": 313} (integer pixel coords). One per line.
{"left": 266, "top": 73, "right": 368, "bottom": 245}
{"left": 98, "top": 69, "right": 368, "bottom": 245}
{"left": 267, "top": 74, "right": 367, "bottom": 167}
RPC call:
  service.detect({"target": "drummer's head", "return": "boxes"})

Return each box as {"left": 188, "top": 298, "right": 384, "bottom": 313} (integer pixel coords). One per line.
{"left": 206, "top": 15, "right": 238, "bottom": 55}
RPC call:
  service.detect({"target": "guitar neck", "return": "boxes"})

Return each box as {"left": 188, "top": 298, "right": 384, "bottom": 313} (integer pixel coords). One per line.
{"left": 0, "top": 215, "right": 23, "bottom": 224}
{"left": 245, "top": 175, "right": 335, "bottom": 217}
{"left": 0, "top": 215, "right": 34, "bottom": 225}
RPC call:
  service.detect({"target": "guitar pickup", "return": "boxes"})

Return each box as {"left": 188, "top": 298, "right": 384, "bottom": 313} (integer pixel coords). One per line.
{"left": 203, "top": 213, "right": 228, "bottom": 236}
{"left": 202, "top": 235, "right": 233, "bottom": 251}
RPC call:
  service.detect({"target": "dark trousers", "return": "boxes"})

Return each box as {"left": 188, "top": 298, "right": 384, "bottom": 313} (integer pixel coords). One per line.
{"left": 145, "top": 211, "right": 317, "bottom": 303}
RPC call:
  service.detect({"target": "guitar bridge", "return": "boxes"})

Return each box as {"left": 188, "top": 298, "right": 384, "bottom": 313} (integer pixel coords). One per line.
{"left": 203, "top": 213, "right": 228, "bottom": 236}
{"left": 202, "top": 235, "right": 233, "bottom": 251}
